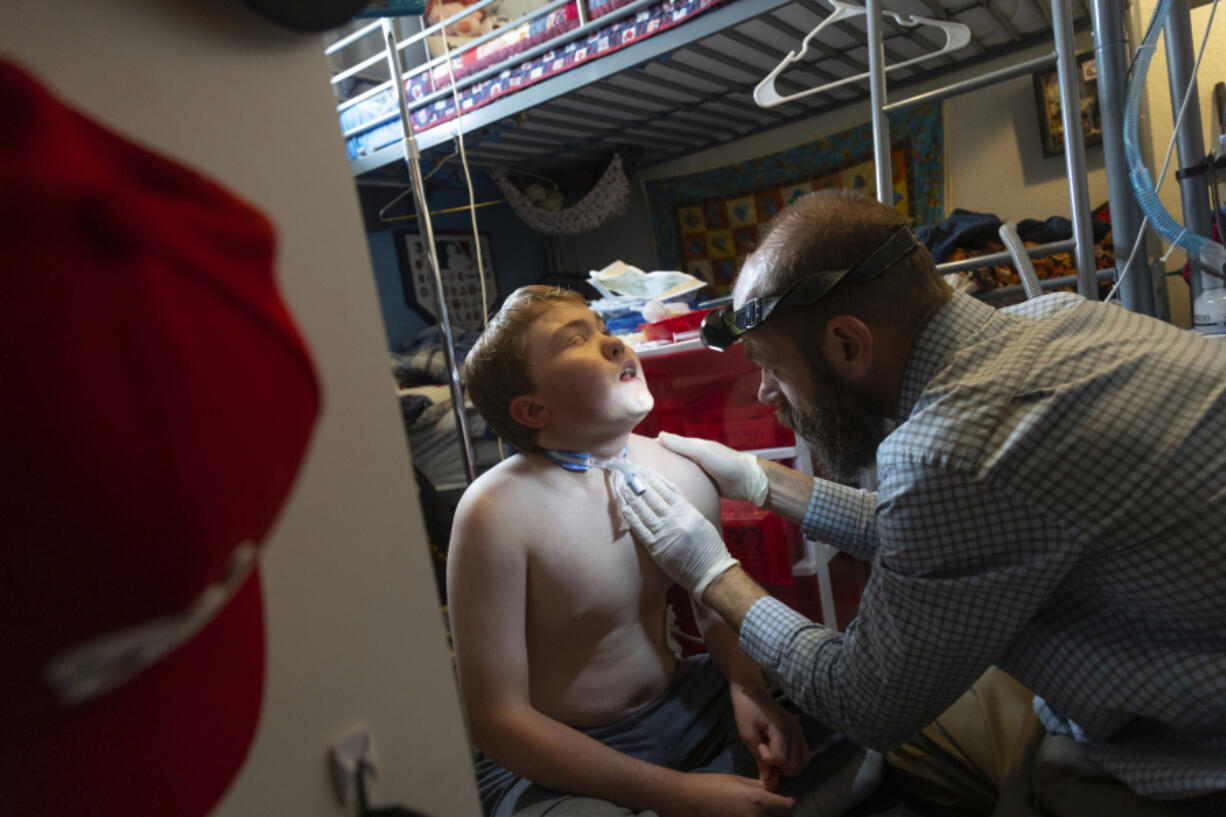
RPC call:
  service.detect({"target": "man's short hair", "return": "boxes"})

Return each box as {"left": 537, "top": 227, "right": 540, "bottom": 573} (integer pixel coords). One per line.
{"left": 463, "top": 284, "right": 587, "bottom": 454}
{"left": 752, "top": 189, "right": 950, "bottom": 340}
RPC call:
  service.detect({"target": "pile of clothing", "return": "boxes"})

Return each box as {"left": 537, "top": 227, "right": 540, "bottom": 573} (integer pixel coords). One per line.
{"left": 917, "top": 208, "right": 1115, "bottom": 298}
{"left": 390, "top": 325, "right": 483, "bottom": 387}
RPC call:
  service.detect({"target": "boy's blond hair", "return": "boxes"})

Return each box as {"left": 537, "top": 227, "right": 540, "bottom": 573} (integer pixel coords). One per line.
{"left": 463, "top": 285, "right": 587, "bottom": 453}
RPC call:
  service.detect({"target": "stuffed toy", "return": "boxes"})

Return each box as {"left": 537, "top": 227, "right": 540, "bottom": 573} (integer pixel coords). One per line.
{"left": 425, "top": 0, "right": 494, "bottom": 37}
{"left": 525, "top": 182, "right": 565, "bottom": 212}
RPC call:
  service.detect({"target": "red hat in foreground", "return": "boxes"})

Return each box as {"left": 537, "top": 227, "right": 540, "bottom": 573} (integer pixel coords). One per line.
{"left": 0, "top": 60, "right": 320, "bottom": 816}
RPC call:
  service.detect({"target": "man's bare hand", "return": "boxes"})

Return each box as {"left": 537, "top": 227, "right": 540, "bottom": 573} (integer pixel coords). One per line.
{"left": 730, "top": 685, "right": 809, "bottom": 791}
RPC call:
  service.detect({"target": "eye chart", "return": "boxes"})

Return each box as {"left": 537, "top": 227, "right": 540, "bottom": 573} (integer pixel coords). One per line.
{"left": 400, "top": 232, "right": 497, "bottom": 331}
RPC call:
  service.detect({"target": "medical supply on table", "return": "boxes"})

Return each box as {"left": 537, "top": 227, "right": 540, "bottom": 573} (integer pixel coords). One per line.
{"left": 588, "top": 260, "right": 706, "bottom": 302}
{"left": 637, "top": 307, "right": 716, "bottom": 343}
{"left": 640, "top": 298, "right": 693, "bottom": 323}
{"left": 1193, "top": 285, "right": 1226, "bottom": 335}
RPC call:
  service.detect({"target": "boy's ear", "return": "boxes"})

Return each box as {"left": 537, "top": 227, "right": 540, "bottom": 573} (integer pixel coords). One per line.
{"left": 509, "top": 394, "right": 551, "bottom": 429}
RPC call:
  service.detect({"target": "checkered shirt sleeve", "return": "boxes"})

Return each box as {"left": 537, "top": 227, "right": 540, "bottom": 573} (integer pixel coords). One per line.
{"left": 742, "top": 460, "right": 1074, "bottom": 751}
{"left": 800, "top": 478, "right": 879, "bottom": 562}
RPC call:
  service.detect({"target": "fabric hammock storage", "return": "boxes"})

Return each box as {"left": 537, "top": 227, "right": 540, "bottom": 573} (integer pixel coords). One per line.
{"left": 491, "top": 153, "right": 629, "bottom": 234}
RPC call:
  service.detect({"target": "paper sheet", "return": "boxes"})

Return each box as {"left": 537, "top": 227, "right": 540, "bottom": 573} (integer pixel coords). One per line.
{"left": 589, "top": 260, "right": 705, "bottom": 301}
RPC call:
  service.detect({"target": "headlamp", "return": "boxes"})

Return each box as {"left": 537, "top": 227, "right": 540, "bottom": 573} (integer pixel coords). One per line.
{"left": 699, "top": 224, "right": 921, "bottom": 351}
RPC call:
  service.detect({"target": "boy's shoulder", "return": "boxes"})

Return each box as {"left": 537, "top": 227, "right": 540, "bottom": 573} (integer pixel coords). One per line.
{"left": 627, "top": 433, "right": 686, "bottom": 474}
{"left": 628, "top": 434, "right": 718, "bottom": 510}
{"left": 455, "top": 452, "right": 545, "bottom": 520}
{"left": 448, "top": 454, "right": 558, "bottom": 572}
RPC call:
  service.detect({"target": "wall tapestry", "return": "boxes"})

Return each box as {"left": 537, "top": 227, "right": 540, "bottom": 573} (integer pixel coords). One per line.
{"left": 644, "top": 103, "right": 944, "bottom": 292}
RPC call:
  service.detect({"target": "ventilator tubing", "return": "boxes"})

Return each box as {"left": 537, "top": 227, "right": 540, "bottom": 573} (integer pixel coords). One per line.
{"left": 999, "top": 221, "right": 1044, "bottom": 300}
{"left": 1122, "top": 0, "right": 1226, "bottom": 274}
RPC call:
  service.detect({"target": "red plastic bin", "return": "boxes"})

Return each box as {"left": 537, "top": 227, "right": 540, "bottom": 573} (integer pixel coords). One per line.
{"left": 635, "top": 342, "right": 794, "bottom": 452}
{"left": 637, "top": 308, "right": 715, "bottom": 342}
{"left": 720, "top": 498, "right": 795, "bottom": 586}
{"left": 681, "top": 418, "right": 793, "bottom": 450}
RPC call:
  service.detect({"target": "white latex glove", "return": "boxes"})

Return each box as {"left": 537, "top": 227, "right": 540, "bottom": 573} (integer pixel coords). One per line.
{"left": 657, "top": 431, "right": 769, "bottom": 507}
{"left": 612, "top": 465, "right": 739, "bottom": 598}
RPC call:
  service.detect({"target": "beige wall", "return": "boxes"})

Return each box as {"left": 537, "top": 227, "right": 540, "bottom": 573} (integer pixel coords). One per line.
{"left": 942, "top": 0, "right": 1225, "bottom": 323}
{"left": 1, "top": 2, "right": 481, "bottom": 816}
{"left": 943, "top": 43, "right": 1109, "bottom": 221}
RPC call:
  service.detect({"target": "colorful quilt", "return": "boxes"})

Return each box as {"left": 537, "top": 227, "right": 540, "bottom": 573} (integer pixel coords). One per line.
{"left": 672, "top": 151, "right": 910, "bottom": 290}
{"left": 644, "top": 104, "right": 944, "bottom": 291}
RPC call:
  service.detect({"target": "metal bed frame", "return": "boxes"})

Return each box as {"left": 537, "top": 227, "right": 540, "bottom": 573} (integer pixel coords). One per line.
{"left": 329, "top": 0, "right": 1218, "bottom": 484}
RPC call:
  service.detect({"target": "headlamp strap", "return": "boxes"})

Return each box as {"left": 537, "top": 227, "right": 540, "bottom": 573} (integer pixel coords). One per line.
{"left": 846, "top": 224, "right": 920, "bottom": 282}
{"left": 734, "top": 299, "right": 764, "bottom": 332}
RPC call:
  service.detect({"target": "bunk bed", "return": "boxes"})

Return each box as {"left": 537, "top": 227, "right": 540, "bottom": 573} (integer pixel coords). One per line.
{"left": 326, "top": 0, "right": 1143, "bottom": 309}
{"left": 330, "top": 0, "right": 1095, "bottom": 181}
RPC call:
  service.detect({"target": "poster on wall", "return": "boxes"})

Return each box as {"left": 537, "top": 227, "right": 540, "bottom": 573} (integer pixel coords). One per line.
{"left": 1033, "top": 52, "right": 1102, "bottom": 158}
{"left": 396, "top": 231, "right": 497, "bottom": 332}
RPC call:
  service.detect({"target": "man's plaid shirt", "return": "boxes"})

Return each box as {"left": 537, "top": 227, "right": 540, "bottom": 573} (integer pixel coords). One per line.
{"left": 740, "top": 292, "right": 1226, "bottom": 799}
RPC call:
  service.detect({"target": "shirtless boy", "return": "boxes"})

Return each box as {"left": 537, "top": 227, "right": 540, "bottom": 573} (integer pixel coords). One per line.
{"left": 448, "top": 286, "right": 880, "bottom": 817}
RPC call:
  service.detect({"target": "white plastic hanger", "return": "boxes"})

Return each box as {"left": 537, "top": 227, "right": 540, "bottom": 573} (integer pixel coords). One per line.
{"left": 754, "top": 0, "right": 972, "bottom": 108}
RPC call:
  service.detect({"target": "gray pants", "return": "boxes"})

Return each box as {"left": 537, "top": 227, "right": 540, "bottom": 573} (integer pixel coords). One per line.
{"left": 475, "top": 654, "right": 863, "bottom": 816}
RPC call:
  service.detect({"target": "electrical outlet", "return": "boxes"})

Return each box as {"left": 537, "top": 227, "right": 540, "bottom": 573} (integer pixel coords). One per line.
{"left": 328, "top": 722, "right": 378, "bottom": 806}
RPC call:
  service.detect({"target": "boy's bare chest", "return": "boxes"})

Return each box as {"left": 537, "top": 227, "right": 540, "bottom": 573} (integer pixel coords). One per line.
{"left": 522, "top": 490, "right": 671, "bottom": 626}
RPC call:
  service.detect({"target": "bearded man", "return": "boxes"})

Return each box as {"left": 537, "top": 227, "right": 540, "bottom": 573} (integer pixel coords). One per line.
{"left": 615, "top": 189, "right": 1226, "bottom": 817}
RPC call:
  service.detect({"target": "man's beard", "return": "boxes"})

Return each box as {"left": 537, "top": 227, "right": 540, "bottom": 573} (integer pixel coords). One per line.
{"left": 774, "top": 357, "right": 890, "bottom": 485}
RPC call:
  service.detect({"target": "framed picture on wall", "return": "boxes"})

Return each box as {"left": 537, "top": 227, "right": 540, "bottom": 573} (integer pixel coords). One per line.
{"left": 395, "top": 230, "right": 497, "bottom": 332}
{"left": 1033, "top": 52, "right": 1103, "bottom": 158}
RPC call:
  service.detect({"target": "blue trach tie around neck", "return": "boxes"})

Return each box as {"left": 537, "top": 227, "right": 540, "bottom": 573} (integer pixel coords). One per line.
{"left": 541, "top": 448, "right": 602, "bottom": 472}
{"left": 542, "top": 445, "right": 646, "bottom": 495}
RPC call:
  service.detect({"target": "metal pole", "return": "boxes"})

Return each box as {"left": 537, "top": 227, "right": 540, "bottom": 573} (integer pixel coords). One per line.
{"left": 865, "top": 0, "right": 892, "bottom": 205}
{"left": 883, "top": 53, "right": 1057, "bottom": 114}
{"left": 976, "top": 268, "right": 1120, "bottom": 304}
{"left": 383, "top": 21, "right": 477, "bottom": 485}
{"left": 1051, "top": 0, "right": 1098, "bottom": 298}
{"left": 1092, "top": 0, "right": 1154, "bottom": 315}
{"left": 935, "top": 239, "right": 1077, "bottom": 274}
{"left": 1163, "top": 0, "right": 1214, "bottom": 304}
